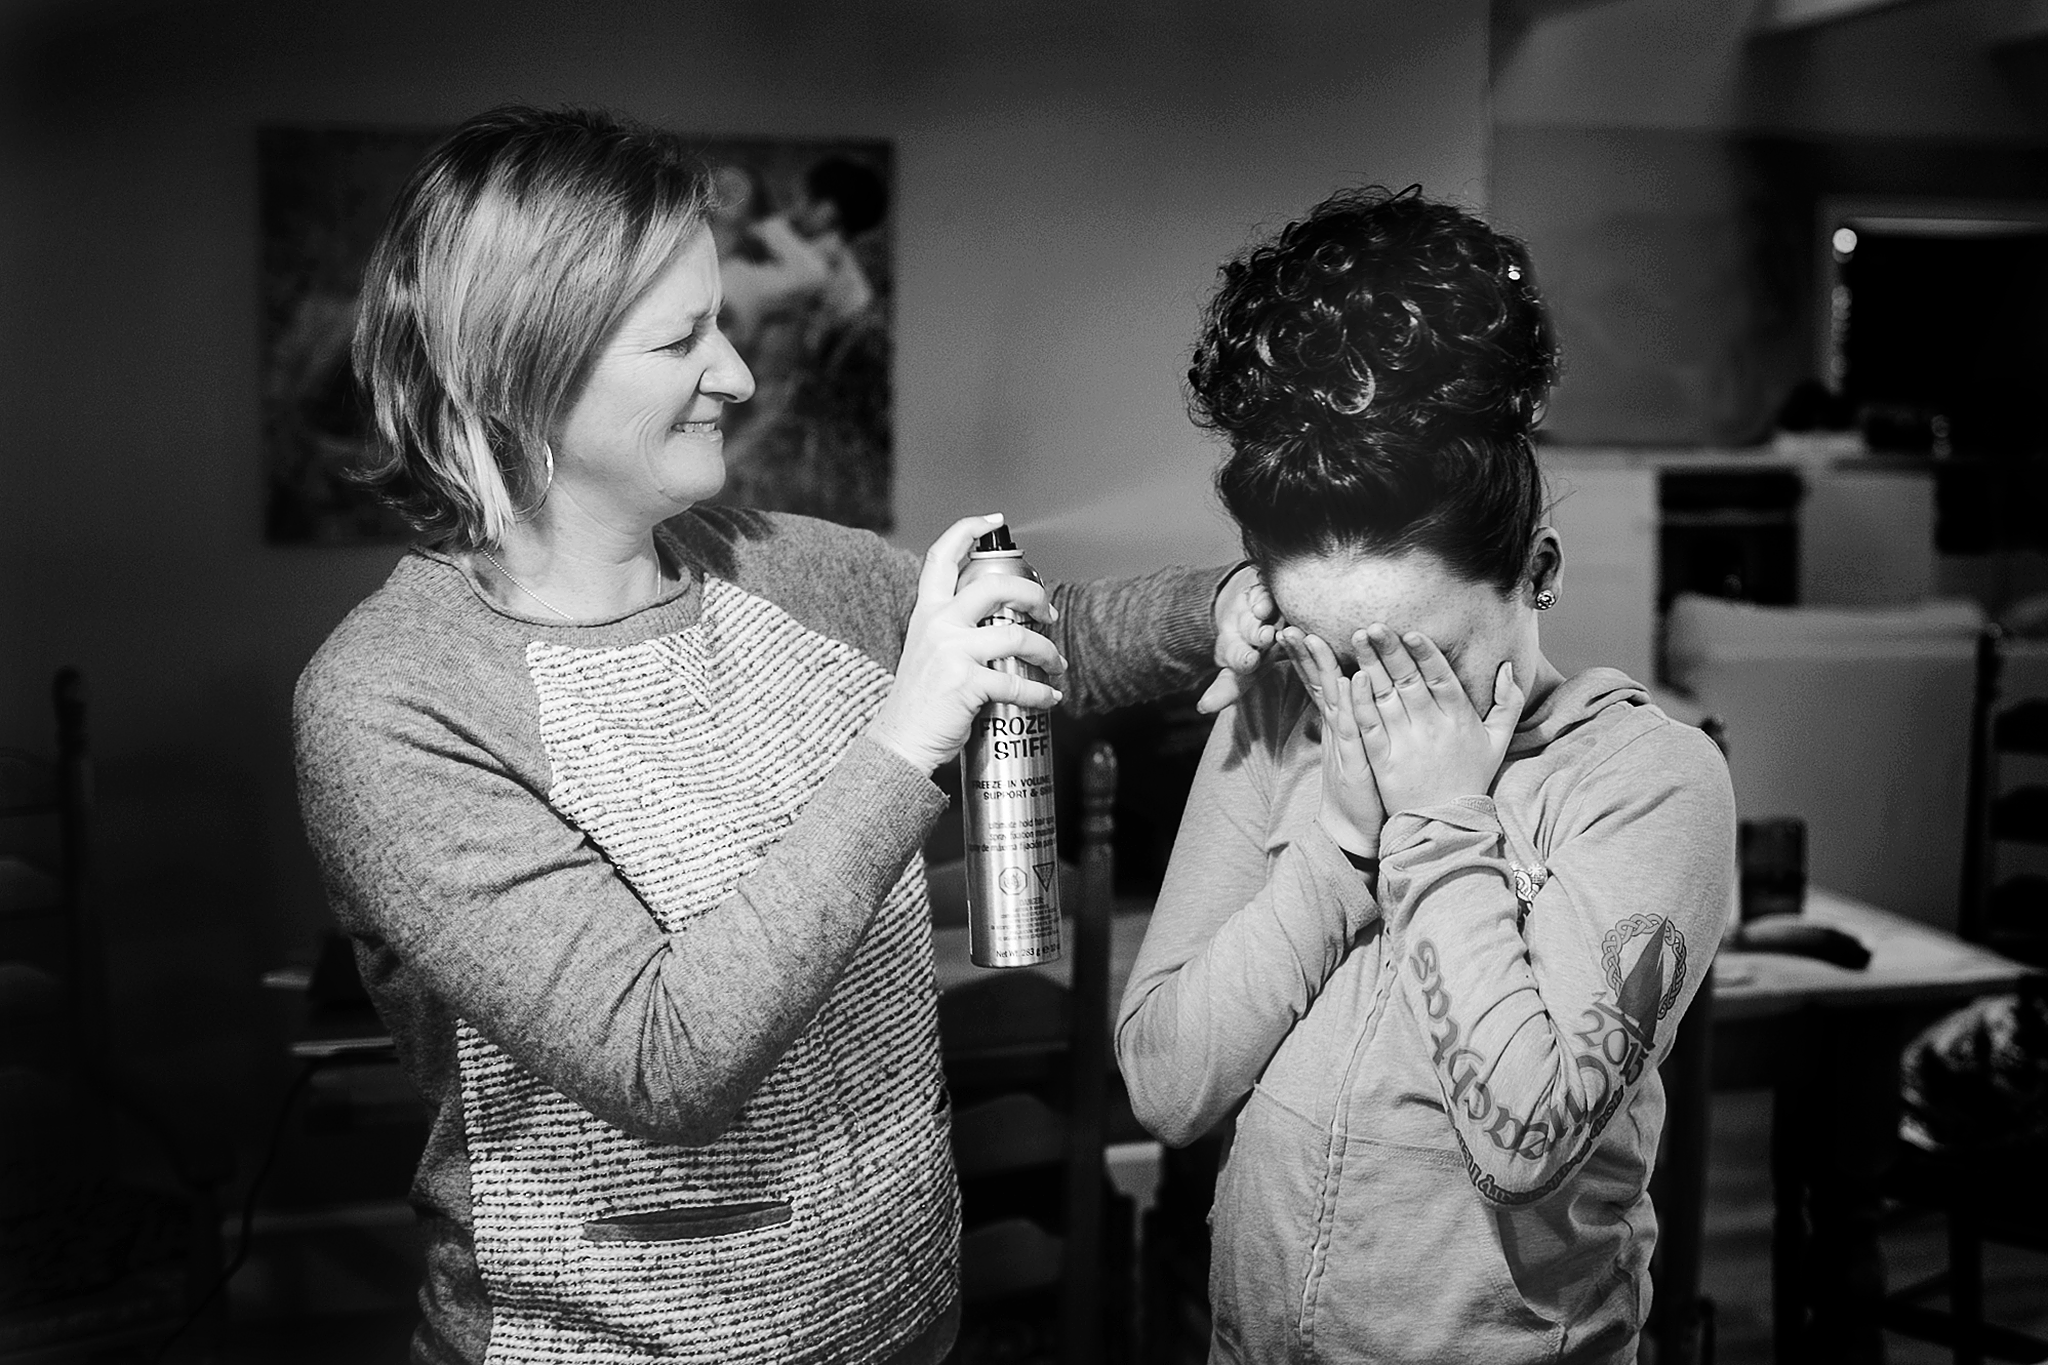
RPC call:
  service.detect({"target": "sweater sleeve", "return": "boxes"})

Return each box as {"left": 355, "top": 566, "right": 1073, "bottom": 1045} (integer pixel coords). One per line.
{"left": 1045, "top": 566, "right": 1220, "bottom": 714}
{"left": 1377, "top": 721, "right": 1735, "bottom": 1206}
{"left": 294, "top": 659, "right": 948, "bottom": 1149}
{"left": 1115, "top": 684, "right": 1380, "bottom": 1147}
{"left": 710, "top": 514, "right": 1221, "bottom": 714}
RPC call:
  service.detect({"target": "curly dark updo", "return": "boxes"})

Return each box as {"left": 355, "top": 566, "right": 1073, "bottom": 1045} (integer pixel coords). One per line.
{"left": 1188, "top": 185, "right": 1558, "bottom": 594}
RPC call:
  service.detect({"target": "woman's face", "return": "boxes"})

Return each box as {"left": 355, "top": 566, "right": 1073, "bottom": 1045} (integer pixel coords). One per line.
{"left": 552, "top": 227, "right": 756, "bottom": 526}
{"left": 1266, "top": 547, "right": 1526, "bottom": 711}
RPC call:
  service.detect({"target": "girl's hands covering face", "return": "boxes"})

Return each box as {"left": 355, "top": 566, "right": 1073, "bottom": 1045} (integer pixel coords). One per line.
{"left": 1279, "top": 626, "right": 1384, "bottom": 859}
{"left": 1348, "top": 623, "right": 1523, "bottom": 818}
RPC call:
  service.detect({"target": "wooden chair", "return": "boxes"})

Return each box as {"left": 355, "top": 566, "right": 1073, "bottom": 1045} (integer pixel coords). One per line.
{"left": 938, "top": 741, "right": 1131, "bottom": 1364}
{"left": 1959, "top": 625, "right": 2048, "bottom": 967}
{"left": 1880, "top": 625, "right": 2048, "bottom": 1365}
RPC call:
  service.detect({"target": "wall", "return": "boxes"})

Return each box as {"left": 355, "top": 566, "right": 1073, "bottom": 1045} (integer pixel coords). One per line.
{"left": 1491, "top": 0, "right": 2048, "bottom": 446}
{"left": 0, "top": 0, "right": 1489, "bottom": 1142}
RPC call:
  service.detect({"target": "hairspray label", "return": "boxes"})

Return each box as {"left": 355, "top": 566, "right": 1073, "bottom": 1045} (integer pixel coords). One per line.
{"left": 958, "top": 538, "right": 1061, "bottom": 967}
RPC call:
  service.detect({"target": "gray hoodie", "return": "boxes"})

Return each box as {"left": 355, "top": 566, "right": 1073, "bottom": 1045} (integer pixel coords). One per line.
{"left": 1117, "top": 667, "right": 1735, "bottom": 1364}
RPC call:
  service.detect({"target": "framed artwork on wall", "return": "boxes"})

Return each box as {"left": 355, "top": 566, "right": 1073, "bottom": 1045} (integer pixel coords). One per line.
{"left": 257, "top": 126, "right": 895, "bottom": 544}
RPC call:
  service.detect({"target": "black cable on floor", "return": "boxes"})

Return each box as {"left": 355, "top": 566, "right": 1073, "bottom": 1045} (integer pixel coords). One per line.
{"left": 150, "top": 1059, "right": 320, "bottom": 1364}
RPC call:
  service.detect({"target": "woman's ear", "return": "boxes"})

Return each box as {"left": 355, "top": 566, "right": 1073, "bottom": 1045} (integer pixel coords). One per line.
{"left": 1527, "top": 526, "right": 1564, "bottom": 604}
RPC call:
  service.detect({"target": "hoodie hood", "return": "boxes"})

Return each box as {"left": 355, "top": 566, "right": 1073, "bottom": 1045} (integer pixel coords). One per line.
{"left": 1506, "top": 667, "right": 1649, "bottom": 758}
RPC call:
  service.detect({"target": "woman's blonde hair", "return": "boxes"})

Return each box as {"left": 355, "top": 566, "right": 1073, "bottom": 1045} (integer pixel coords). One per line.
{"left": 353, "top": 106, "right": 714, "bottom": 548}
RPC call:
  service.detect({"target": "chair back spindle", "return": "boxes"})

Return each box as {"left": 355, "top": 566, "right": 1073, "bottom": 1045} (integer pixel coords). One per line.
{"left": 1058, "top": 741, "right": 1116, "bottom": 1365}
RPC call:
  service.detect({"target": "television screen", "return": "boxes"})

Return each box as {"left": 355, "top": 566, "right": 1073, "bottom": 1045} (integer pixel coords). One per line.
{"left": 1832, "top": 218, "right": 2048, "bottom": 457}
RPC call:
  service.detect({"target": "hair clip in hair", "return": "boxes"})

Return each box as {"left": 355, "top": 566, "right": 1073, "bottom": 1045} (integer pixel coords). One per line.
{"left": 1506, "top": 265, "right": 1523, "bottom": 281}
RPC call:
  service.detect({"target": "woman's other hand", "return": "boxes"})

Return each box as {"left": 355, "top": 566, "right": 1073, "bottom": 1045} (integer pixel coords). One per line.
{"left": 1281, "top": 627, "right": 1385, "bottom": 859}
{"left": 1350, "top": 625, "right": 1523, "bottom": 817}
{"left": 869, "top": 515, "right": 1067, "bottom": 775}
{"left": 1196, "top": 563, "right": 1282, "bottom": 715}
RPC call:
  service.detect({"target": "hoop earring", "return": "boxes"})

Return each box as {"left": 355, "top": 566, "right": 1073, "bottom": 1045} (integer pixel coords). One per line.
{"left": 518, "top": 442, "right": 555, "bottom": 519}
{"left": 1534, "top": 590, "right": 1557, "bottom": 611}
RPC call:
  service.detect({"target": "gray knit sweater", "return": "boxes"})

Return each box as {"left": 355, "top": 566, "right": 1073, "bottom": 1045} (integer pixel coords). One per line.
{"left": 293, "top": 508, "right": 1219, "bottom": 1365}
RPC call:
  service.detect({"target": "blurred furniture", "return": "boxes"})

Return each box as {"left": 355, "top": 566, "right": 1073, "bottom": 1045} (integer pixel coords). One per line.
{"left": 0, "top": 670, "right": 225, "bottom": 1363}
{"left": 1, "top": 667, "right": 96, "bottom": 1069}
{"left": 1712, "top": 889, "right": 2038, "bottom": 1363}
{"left": 935, "top": 741, "right": 1131, "bottom": 1363}
{"left": 1665, "top": 592, "right": 1985, "bottom": 928}
{"left": 1876, "top": 624, "right": 2048, "bottom": 1365}
{"left": 1658, "top": 466, "right": 1804, "bottom": 610}
{"left": 1538, "top": 444, "right": 1945, "bottom": 686}
{"left": 1796, "top": 454, "right": 1937, "bottom": 608}
{"left": 1882, "top": 1023, "right": 2048, "bottom": 1365}
{"left": 1959, "top": 626, "right": 2048, "bottom": 968}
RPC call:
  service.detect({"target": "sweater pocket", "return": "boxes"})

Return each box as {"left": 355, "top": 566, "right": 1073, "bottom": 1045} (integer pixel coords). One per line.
{"left": 1309, "top": 1135, "right": 1563, "bottom": 1363}
{"left": 581, "top": 1199, "right": 793, "bottom": 1242}
{"left": 563, "top": 1203, "right": 803, "bottom": 1358}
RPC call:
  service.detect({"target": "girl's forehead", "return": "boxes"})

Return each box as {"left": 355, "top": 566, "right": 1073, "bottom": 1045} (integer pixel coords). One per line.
{"left": 1271, "top": 549, "right": 1467, "bottom": 624}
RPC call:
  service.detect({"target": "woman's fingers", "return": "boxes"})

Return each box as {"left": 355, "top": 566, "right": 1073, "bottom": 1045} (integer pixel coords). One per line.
{"left": 1400, "top": 630, "right": 1473, "bottom": 716}
{"left": 1214, "top": 565, "right": 1279, "bottom": 673}
{"left": 970, "top": 621, "right": 1066, "bottom": 676}
{"left": 947, "top": 570, "right": 1057, "bottom": 627}
{"left": 979, "top": 664, "right": 1064, "bottom": 711}
{"left": 917, "top": 513, "right": 1007, "bottom": 604}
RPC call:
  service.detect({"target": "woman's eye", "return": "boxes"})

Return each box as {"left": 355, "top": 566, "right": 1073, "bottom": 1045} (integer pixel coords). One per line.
{"left": 662, "top": 318, "right": 716, "bottom": 355}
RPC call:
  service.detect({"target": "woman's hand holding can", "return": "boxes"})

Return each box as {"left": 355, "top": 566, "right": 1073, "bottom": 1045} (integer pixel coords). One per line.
{"left": 868, "top": 515, "right": 1067, "bottom": 775}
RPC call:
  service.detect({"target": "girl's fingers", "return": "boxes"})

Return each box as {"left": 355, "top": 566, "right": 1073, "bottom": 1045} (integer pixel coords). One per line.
{"left": 1351, "top": 630, "right": 1406, "bottom": 723}
{"left": 1365, "top": 624, "right": 1431, "bottom": 709}
{"left": 1350, "top": 667, "right": 1392, "bottom": 764}
{"left": 917, "top": 513, "right": 1005, "bottom": 603}
{"left": 1401, "top": 630, "right": 1473, "bottom": 716}
{"left": 1300, "top": 633, "right": 1361, "bottom": 747}
{"left": 1482, "top": 660, "right": 1525, "bottom": 747}
{"left": 1278, "top": 627, "right": 1323, "bottom": 704}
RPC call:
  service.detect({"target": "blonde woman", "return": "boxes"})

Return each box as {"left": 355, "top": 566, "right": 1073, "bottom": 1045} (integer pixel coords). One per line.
{"left": 295, "top": 106, "right": 1270, "bottom": 1365}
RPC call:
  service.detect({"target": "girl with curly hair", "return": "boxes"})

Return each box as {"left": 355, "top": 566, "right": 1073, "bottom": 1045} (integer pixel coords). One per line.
{"left": 1117, "top": 187, "right": 1736, "bottom": 1362}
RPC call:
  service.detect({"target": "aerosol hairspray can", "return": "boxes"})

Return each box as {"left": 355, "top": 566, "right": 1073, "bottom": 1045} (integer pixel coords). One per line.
{"left": 960, "top": 525, "right": 1061, "bottom": 967}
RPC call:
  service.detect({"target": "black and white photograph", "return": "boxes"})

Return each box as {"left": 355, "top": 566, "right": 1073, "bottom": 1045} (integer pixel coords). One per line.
{"left": 6, "top": 3, "right": 2048, "bottom": 1363}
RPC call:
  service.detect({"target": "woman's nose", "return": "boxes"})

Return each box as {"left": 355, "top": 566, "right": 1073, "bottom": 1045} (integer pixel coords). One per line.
{"left": 704, "top": 331, "right": 756, "bottom": 404}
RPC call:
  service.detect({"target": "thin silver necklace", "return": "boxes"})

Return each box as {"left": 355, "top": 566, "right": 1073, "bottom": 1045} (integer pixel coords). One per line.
{"left": 475, "top": 548, "right": 668, "bottom": 623}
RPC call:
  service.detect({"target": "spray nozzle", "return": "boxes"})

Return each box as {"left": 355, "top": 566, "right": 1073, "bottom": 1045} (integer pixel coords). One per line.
{"left": 972, "top": 524, "right": 1019, "bottom": 555}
